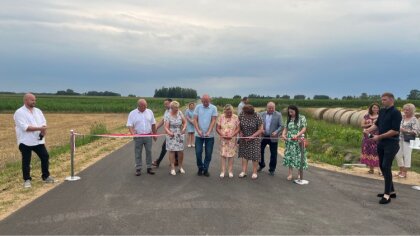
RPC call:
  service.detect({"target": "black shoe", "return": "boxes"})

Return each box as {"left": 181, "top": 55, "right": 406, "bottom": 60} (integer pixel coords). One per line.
{"left": 268, "top": 171, "right": 275, "bottom": 176}
{"left": 147, "top": 168, "right": 155, "bottom": 175}
{"left": 377, "top": 193, "right": 397, "bottom": 198}
{"left": 152, "top": 161, "right": 159, "bottom": 168}
{"left": 257, "top": 166, "right": 265, "bottom": 172}
{"left": 379, "top": 197, "right": 391, "bottom": 204}
{"left": 135, "top": 170, "right": 141, "bottom": 176}
{"left": 197, "top": 169, "right": 203, "bottom": 176}
{"left": 203, "top": 171, "right": 210, "bottom": 177}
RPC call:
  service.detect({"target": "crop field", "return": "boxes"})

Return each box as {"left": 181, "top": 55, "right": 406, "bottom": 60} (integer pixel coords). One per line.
{"left": 0, "top": 95, "right": 191, "bottom": 114}
{"left": 0, "top": 113, "right": 131, "bottom": 169}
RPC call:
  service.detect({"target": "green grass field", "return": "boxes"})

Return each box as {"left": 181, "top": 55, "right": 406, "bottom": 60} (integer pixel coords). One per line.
{"left": 0, "top": 95, "right": 192, "bottom": 115}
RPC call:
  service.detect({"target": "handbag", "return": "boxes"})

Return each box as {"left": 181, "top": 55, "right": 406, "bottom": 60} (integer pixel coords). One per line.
{"left": 403, "top": 133, "right": 416, "bottom": 142}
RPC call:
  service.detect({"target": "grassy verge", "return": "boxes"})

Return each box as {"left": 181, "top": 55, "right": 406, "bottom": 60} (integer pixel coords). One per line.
{"left": 0, "top": 123, "right": 110, "bottom": 192}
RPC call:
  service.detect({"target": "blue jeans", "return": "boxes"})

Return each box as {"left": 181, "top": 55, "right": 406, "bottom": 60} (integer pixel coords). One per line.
{"left": 195, "top": 136, "right": 214, "bottom": 172}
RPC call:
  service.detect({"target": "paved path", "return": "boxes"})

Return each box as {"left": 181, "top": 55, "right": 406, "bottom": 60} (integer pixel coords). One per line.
{"left": 0, "top": 135, "right": 419, "bottom": 235}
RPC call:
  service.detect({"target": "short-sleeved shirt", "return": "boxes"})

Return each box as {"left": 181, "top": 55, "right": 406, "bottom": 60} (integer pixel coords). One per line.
{"left": 14, "top": 105, "right": 47, "bottom": 146}
{"left": 375, "top": 106, "right": 402, "bottom": 141}
{"left": 127, "top": 108, "right": 156, "bottom": 134}
{"left": 194, "top": 104, "right": 218, "bottom": 137}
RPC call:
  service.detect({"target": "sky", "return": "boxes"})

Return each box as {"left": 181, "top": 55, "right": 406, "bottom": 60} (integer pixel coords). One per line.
{"left": 0, "top": 0, "right": 419, "bottom": 98}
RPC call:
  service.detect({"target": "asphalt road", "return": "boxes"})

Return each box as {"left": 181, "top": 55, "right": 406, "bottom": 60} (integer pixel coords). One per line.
{"left": 0, "top": 135, "right": 419, "bottom": 235}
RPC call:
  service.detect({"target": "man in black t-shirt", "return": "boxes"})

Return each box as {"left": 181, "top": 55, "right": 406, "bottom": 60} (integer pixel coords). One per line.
{"left": 364, "top": 92, "right": 402, "bottom": 204}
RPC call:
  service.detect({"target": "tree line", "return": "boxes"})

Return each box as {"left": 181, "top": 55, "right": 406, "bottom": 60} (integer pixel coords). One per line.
{"left": 231, "top": 90, "right": 420, "bottom": 100}
{"left": 153, "top": 87, "right": 197, "bottom": 98}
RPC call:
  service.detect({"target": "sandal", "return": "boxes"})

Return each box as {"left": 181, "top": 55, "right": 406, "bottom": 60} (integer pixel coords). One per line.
{"left": 368, "top": 169, "right": 374, "bottom": 174}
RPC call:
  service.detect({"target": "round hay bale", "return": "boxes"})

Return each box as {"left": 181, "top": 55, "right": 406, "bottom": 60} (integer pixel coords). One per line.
{"left": 349, "top": 110, "right": 368, "bottom": 127}
{"left": 324, "top": 108, "right": 344, "bottom": 123}
{"left": 313, "top": 108, "right": 328, "bottom": 120}
{"left": 333, "top": 109, "right": 351, "bottom": 124}
{"left": 339, "top": 110, "right": 357, "bottom": 125}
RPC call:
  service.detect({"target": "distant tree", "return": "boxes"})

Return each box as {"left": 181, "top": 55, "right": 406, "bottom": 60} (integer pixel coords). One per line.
{"left": 248, "top": 94, "right": 272, "bottom": 98}
{"left": 56, "top": 89, "right": 80, "bottom": 95}
{"left": 407, "top": 89, "right": 420, "bottom": 100}
{"left": 342, "top": 95, "right": 355, "bottom": 100}
{"left": 233, "top": 95, "right": 241, "bottom": 99}
{"left": 368, "top": 95, "right": 381, "bottom": 100}
{"left": 360, "top": 93, "right": 368, "bottom": 99}
{"left": 313, "top": 95, "right": 330, "bottom": 100}
{"left": 128, "top": 94, "right": 136, "bottom": 97}
{"left": 281, "top": 95, "right": 290, "bottom": 99}
{"left": 293, "top": 95, "right": 306, "bottom": 100}
{"left": 85, "top": 91, "right": 121, "bottom": 96}
{"left": 154, "top": 86, "right": 197, "bottom": 98}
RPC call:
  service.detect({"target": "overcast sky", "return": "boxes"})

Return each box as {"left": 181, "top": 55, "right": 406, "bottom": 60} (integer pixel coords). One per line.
{"left": 0, "top": 0, "right": 419, "bottom": 98}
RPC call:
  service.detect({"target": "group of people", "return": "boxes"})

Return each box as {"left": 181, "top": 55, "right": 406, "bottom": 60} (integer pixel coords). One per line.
{"left": 13, "top": 92, "right": 415, "bottom": 205}
{"left": 362, "top": 92, "right": 419, "bottom": 204}
{"left": 361, "top": 99, "right": 419, "bottom": 179}
{"left": 126, "top": 95, "right": 308, "bottom": 181}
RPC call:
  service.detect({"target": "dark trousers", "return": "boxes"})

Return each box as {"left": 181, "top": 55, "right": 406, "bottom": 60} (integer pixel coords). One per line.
{"left": 18, "top": 143, "right": 50, "bottom": 181}
{"left": 195, "top": 137, "right": 214, "bottom": 172}
{"left": 259, "top": 138, "right": 278, "bottom": 172}
{"left": 377, "top": 140, "right": 399, "bottom": 195}
{"left": 155, "top": 140, "right": 178, "bottom": 165}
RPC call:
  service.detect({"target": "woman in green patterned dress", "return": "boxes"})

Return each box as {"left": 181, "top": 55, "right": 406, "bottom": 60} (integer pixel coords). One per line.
{"left": 281, "top": 105, "right": 308, "bottom": 181}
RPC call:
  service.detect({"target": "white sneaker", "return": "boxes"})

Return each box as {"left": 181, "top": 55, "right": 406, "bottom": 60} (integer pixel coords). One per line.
{"left": 220, "top": 172, "right": 225, "bottom": 178}
{"left": 170, "top": 169, "right": 176, "bottom": 176}
{"left": 239, "top": 172, "right": 247, "bottom": 178}
{"left": 187, "top": 144, "right": 192, "bottom": 148}
{"left": 192, "top": 144, "right": 195, "bottom": 147}
{"left": 179, "top": 168, "right": 185, "bottom": 174}
{"left": 229, "top": 172, "right": 234, "bottom": 178}
{"left": 43, "top": 176, "right": 56, "bottom": 183}
{"left": 251, "top": 173, "right": 258, "bottom": 179}
{"left": 23, "top": 180, "right": 31, "bottom": 188}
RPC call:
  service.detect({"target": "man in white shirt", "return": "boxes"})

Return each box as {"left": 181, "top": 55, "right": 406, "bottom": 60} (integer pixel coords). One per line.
{"left": 237, "top": 97, "right": 248, "bottom": 115}
{"left": 14, "top": 93, "right": 55, "bottom": 188}
{"left": 127, "top": 99, "right": 157, "bottom": 176}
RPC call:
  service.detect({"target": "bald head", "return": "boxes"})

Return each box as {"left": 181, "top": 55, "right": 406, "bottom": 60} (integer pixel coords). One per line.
{"left": 267, "top": 102, "right": 275, "bottom": 114}
{"left": 23, "top": 93, "right": 36, "bottom": 109}
{"left": 137, "top": 99, "right": 147, "bottom": 112}
{"left": 201, "top": 94, "right": 211, "bottom": 107}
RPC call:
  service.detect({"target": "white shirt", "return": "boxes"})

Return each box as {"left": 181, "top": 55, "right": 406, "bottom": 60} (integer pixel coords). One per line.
{"left": 237, "top": 102, "right": 245, "bottom": 115}
{"left": 265, "top": 113, "right": 273, "bottom": 135}
{"left": 14, "top": 105, "right": 47, "bottom": 146}
{"left": 127, "top": 108, "right": 156, "bottom": 134}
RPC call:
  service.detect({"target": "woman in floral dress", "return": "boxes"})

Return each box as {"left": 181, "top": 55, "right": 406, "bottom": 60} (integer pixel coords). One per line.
{"left": 282, "top": 105, "right": 307, "bottom": 181}
{"left": 216, "top": 104, "right": 240, "bottom": 178}
{"left": 360, "top": 103, "right": 380, "bottom": 174}
{"left": 164, "top": 101, "right": 187, "bottom": 176}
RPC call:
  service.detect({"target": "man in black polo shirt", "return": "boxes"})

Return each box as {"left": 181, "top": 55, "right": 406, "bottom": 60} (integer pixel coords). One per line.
{"left": 364, "top": 92, "right": 402, "bottom": 204}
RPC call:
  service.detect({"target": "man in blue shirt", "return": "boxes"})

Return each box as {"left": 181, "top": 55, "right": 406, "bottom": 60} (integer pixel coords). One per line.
{"left": 194, "top": 94, "right": 218, "bottom": 177}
